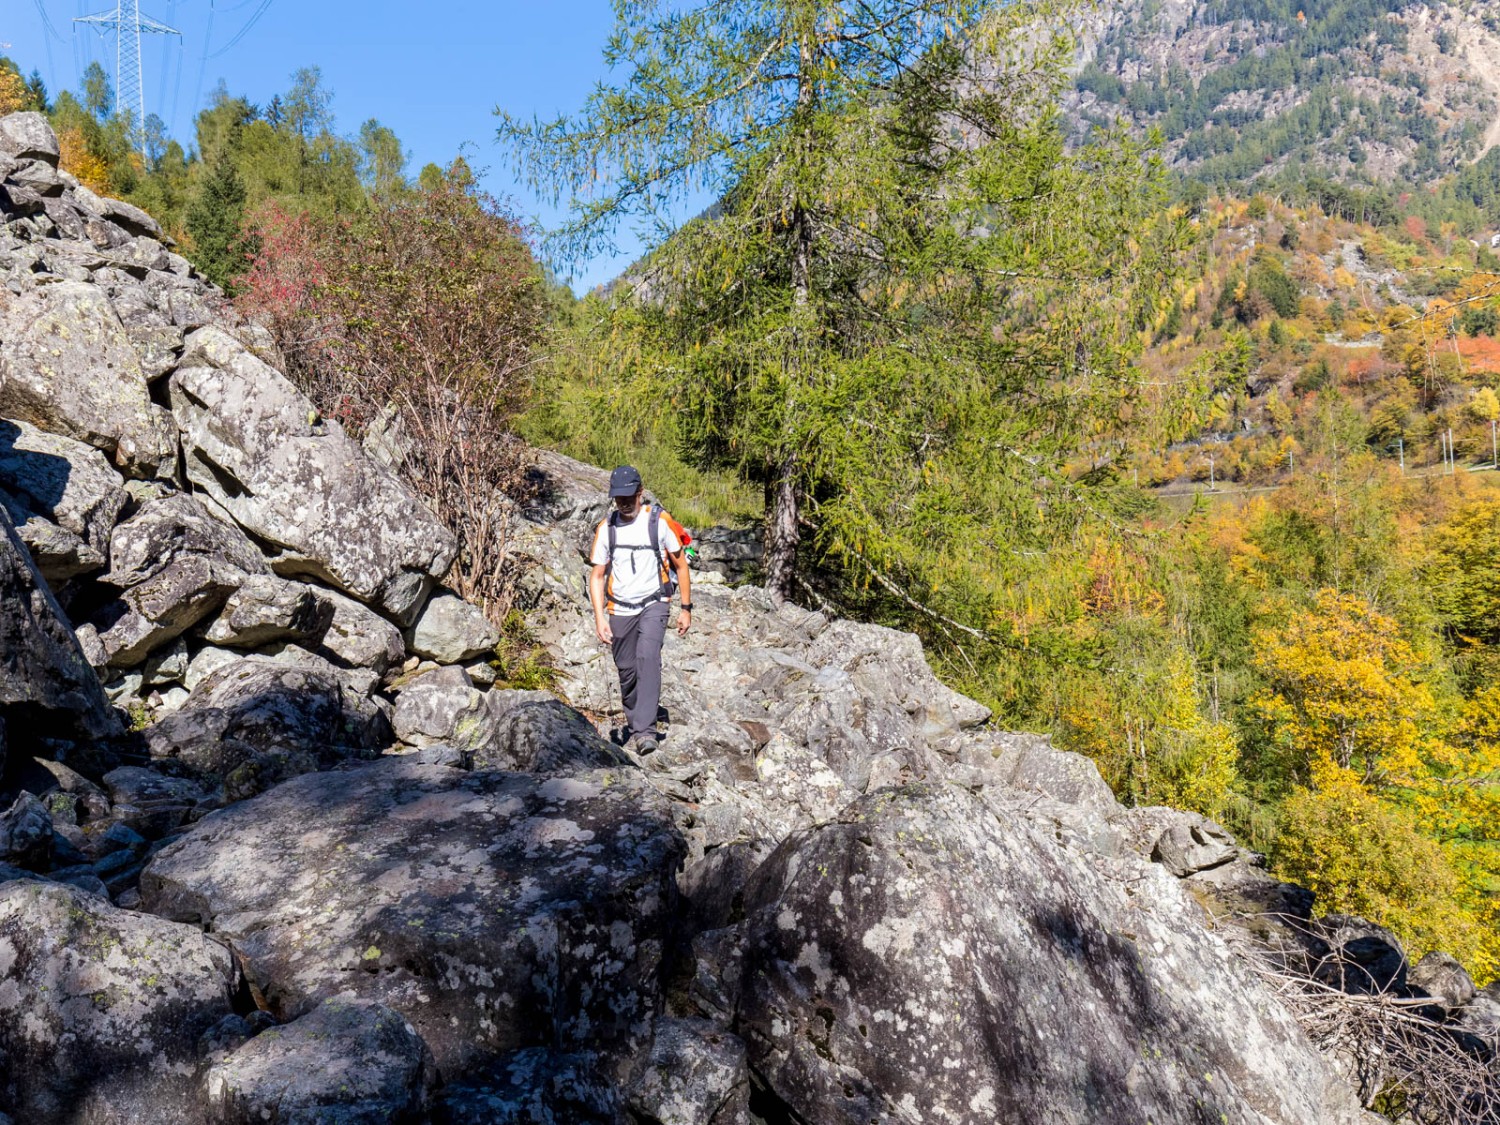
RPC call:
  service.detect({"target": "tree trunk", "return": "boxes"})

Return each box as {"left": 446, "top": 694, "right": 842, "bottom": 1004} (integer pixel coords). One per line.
{"left": 764, "top": 454, "right": 800, "bottom": 604}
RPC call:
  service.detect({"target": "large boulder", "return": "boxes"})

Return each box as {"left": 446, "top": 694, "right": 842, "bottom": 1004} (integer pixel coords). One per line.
{"left": 169, "top": 327, "right": 456, "bottom": 623}
{"left": 408, "top": 589, "right": 499, "bottom": 664}
{"left": 141, "top": 657, "right": 389, "bottom": 797}
{"left": 140, "top": 758, "right": 684, "bottom": 1084}
{"left": 0, "top": 504, "right": 119, "bottom": 746}
{"left": 0, "top": 417, "right": 129, "bottom": 571}
{"left": 202, "top": 573, "right": 334, "bottom": 648}
{"left": 0, "top": 112, "right": 61, "bottom": 164}
{"left": 90, "top": 492, "right": 270, "bottom": 666}
{"left": 0, "top": 879, "right": 238, "bottom": 1124}
{"left": 0, "top": 280, "right": 176, "bottom": 476}
{"left": 315, "top": 583, "right": 407, "bottom": 674}
{"left": 201, "top": 997, "right": 436, "bottom": 1125}
{"left": 707, "top": 783, "right": 1374, "bottom": 1125}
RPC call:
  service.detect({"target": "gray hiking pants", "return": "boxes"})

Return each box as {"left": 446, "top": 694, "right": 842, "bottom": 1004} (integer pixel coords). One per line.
{"left": 610, "top": 601, "right": 669, "bottom": 738}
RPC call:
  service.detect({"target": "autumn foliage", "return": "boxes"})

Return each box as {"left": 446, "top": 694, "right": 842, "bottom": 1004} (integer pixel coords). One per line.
{"left": 240, "top": 167, "right": 546, "bottom": 618}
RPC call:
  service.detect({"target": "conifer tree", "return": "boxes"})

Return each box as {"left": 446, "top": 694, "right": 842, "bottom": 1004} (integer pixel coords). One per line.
{"left": 186, "top": 150, "right": 248, "bottom": 291}
{"left": 500, "top": 0, "right": 1178, "bottom": 603}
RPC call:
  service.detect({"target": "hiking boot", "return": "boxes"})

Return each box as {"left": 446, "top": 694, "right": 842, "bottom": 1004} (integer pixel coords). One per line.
{"left": 625, "top": 732, "right": 661, "bottom": 756}
{"left": 608, "top": 725, "right": 631, "bottom": 746}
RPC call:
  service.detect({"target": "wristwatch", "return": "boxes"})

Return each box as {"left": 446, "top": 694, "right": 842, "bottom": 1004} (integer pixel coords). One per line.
{"left": 680, "top": 602, "right": 694, "bottom": 611}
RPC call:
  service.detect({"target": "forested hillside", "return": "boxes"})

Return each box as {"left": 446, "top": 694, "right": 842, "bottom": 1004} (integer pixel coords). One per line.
{"left": 1067, "top": 0, "right": 1500, "bottom": 196}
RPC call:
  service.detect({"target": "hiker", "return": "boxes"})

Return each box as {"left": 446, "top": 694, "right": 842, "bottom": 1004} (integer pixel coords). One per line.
{"left": 589, "top": 465, "right": 693, "bottom": 750}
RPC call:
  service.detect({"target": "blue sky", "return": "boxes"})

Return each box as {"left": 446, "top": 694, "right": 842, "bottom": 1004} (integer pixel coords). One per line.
{"left": 4, "top": 0, "right": 689, "bottom": 289}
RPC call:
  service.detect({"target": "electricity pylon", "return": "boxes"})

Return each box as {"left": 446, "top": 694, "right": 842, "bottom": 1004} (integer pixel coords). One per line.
{"left": 73, "top": 1, "right": 180, "bottom": 146}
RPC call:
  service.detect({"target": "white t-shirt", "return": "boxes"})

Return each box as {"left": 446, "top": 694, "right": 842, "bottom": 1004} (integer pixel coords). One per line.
{"left": 591, "top": 507, "right": 681, "bottom": 616}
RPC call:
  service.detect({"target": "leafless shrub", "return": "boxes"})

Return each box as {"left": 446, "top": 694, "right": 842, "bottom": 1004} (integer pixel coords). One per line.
{"left": 1243, "top": 934, "right": 1498, "bottom": 1124}
{"left": 239, "top": 167, "right": 547, "bottom": 621}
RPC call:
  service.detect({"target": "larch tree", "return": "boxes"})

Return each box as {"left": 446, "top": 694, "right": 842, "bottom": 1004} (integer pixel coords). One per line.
{"left": 500, "top": 0, "right": 1177, "bottom": 604}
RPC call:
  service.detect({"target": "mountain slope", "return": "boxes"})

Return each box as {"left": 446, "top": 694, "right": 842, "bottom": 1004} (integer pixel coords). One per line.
{"left": 1065, "top": 0, "right": 1500, "bottom": 188}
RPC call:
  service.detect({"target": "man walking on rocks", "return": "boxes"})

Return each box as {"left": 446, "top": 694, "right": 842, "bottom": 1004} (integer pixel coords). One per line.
{"left": 589, "top": 465, "right": 692, "bottom": 750}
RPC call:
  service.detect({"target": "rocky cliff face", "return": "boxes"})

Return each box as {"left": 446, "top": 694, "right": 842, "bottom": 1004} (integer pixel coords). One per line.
{"left": 0, "top": 111, "right": 1487, "bottom": 1123}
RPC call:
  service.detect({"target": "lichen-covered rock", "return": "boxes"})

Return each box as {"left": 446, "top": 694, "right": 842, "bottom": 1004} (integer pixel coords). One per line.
{"left": 0, "top": 879, "right": 237, "bottom": 1124}
{"left": 1151, "top": 811, "right": 1240, "bottom": 876}
{"left": 315, "top": 583, "right": 407, "bottom": 674}
{"left": 102, "top": 765, "right": 214, "bottom": 836}
{"left": 391, "top": 665, "right": 495, "bottom": 750}
{"left": 0, "top": 504, "right": 120, "bottom": 745}
{"left": 0, "top": 112, "right": 61, "bottom": 164}
{"left": 0, "top": 792, "right": 52, "bottom": 866}
{"left": 473, "top": 693, "right": 624, "bottom": 774}
{"left": 169, "top": 327, "right": 456, "bottom": 622}
{"left": 719, "top": 783, "right": 1374, "bottom": 1125}
{"left": 140, "top": 758, "right": 685, "bottom": 1081}
{"left": 627, "top": 1018, "right": 750, "bottom": 1125}
{"left": 141, "top": 657, "right": 389, "bottom": 796}
{"left": 0, "top": 280, "right": 176, "bottom": 476}
{"left": 203, "top": 573, "right": 334, "bottom": 648}
{"left": 408, "top": 589, "right": 500, "bottom": 664}
{"left": 201, "top": 997, "right": 436, "bottom": 1125}
{"left": 0, "top": 417, "right": 129, "bottom": 563}
{"left": 93, "top": 492, "right": 272, "bottom": 666}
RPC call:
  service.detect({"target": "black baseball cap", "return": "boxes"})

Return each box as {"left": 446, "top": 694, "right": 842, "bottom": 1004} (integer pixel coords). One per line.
{"left": 609, "top": 465, "right": 643, "bottom": 497}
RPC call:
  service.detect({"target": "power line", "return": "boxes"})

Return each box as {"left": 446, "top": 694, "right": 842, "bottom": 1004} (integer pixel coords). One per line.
{"left": 188, "top": 0, "right": 214, "bottom": 131}
{"left": 207, "top": 0, "right": 272, "bottom": 59}
{"left": 32, "top": 0, "right": 67, "bottom": 42}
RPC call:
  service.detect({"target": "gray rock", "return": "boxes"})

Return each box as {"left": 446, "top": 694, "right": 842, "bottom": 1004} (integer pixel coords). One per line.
{"left": 94, "top": 493, "right": 271, "bottom": 666}
{"left": 1455, "top": 995, "right": 1500, "bottom": 1045}
{"left": 170, "top": 327, "right": 456, "bottom": 622}
{"left": 142, "top": 657, "right": 389, "bottom": 797}
{"left": 628, "top": 1018, "right": 750, "bottom": 1125}
{"left": 126, "top": 322, "right": 184, "bottom": 380}
{"left": 9, "top": 157, "right": 62, "bottom": 196}
{"left": 183, "top": 644, "right": 242, "bottom": 691}
{"left": 391, "top": 665, "right": 494, "bottom": 750}
{"left": 436, "top": 1050, "right": 623, "bottom": 1124}
{"left": 1151, "top": 812, "right": 1240, "bottom": 876}
{"left": 0, "top": 112, "right": 61, "bottom": 164}
{"left": 719, "top": 783, "right": 1374, "bottom": 1125}
{"left": 201, "top": 997, "right": 436, "bottom": 1125}
{"left": 474, "top": 694, "right": 625, "bottom": 774}
{"left": 0, "top": 505, "right": 120, "bottom": 743}
{"left": 0, "top": 280, "right": 176, "bottom": 476}
{"left": 0, "top": 418, "right": 129, "bottom": 559}
{"left": 0, "top": 792, "right": 52, "bottom": 866}
{"left": 142, "top": 636, "right": 190, "bottom": 686}
{"left": 203, "top": 574, "right": 334, "bottom": 648}
{"left": 981, "top": 731, "right": 1120, "bottom": 811}
{"left": 108, "top": 492, "right": 270, "bottom": 588}
{"left": 315, "top": 583, "right": 407, "bottom": 674}
{"left": 408, "top": 590, "right": 500, "bottom": 664}
{"left": 102, "top": 765, "right": 212, "bottom": 836}
{"left": 141, "top": 758, "right": 684, "bottom": 1080}
{"left": 1408, "top": 951, "right": 1476, "bottom": 1008}
{"left": 1313, "top": 915, "right": 1409, "bottom": 995}
{"left": 4, "top": 510, "right": 104, "bottom": 582}
{"left": 0, "top": 879, "right": 237, "bottom": 1124}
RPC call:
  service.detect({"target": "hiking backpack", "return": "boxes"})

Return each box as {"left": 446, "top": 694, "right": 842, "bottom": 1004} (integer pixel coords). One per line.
{"left": 590, "top": 503, "right": 692, "bottom": 612}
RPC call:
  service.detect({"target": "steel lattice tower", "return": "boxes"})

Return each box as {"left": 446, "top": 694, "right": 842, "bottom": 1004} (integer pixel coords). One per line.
{"left": 74, "top": 0, "right": 180, "bottom": 146}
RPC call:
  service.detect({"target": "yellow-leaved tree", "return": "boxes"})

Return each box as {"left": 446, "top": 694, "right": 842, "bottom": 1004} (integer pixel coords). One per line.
{"left": 0, "top": 67, "right": 26, "bottom": 116}
{"left": 1253, "top": 590, "right": 1498, "bottom": 978}
{"left": 55, "top": 127, "right": 112, "bottom": 195}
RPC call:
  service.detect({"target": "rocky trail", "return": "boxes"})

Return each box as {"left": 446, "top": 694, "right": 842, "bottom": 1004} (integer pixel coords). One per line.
{"left": 0, "top": 110, "right": 1495, "bottom": 1123}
